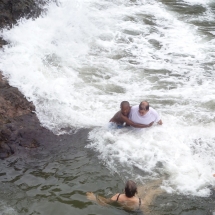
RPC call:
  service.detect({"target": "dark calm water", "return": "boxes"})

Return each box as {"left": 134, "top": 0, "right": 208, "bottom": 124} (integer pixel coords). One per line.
{"left": 1, "top": 0, "right": 215, "bottom": 214}
{"left": 0, "top": 129, "right": 215, "bottom": 215}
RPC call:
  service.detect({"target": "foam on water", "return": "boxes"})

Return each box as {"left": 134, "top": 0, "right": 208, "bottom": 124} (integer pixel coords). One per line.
{"left": 0, "top": 0, "right": 215, "bottom": 196}
{"left": 0, "top": 0, "right": 214, "bottom": 129}
{"left": 88, "top": 120, "right": 215, "bottom": 196}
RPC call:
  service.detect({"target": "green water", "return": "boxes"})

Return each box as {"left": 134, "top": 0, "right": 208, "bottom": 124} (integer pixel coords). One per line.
{"left": 0, "top": 129, "right": 214, "bottom": 215}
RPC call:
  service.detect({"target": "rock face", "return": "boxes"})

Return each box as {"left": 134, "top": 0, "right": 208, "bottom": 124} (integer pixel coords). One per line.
{"left": 0, "top": 74, "right": 35, "bottom": 123}
{"left": 0, "top": 73, "right": 43, "bottom": 158}
{"left": 0, "top": 0, "right": 52, "bottom": 47}
{"left": 0, "top": 72, "right": 76, "bottom": 159}
{"left": 0, "top": 73, "right": 37, "bottom": 158}
{"left": 0, "top": 69, "right": 83, "bottom": 160}
{"left": 0, "top": 0, "right": 49, "bottom": 28}
{"left": 0, "top": 0, "right": 62, "bottom": 159}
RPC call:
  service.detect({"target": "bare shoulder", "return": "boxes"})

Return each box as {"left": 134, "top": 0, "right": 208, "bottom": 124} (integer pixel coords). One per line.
{"left": 110, "top": 111, "right": 124, "bottom": 124}
{"left": 111, "top": 193, "right": 120, "bottom": 201}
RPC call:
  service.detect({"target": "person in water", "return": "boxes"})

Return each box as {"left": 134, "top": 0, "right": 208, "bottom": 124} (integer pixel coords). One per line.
{"left": 111, "top": 180, "right": 141, "bottom": 209}
{"left": 86, "top": 179, "right": 164, "bottom": 213}
{"left": 86, "top": 180, "right": 142, "bottom": 210}
{"left": 109, "top": 101, "right": 153, "bottom": 128}
{"left": 129, "top": 101, "right": 162, "bottom": 126}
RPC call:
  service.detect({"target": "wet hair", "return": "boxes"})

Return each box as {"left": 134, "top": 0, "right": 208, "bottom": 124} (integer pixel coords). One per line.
{"left": 139, "top": 101, "right": 149, "bottom": 111}
{"left": 120, "top": 101, "right": 130, "bottom": 108}
{"left": 125, "top": 180, "right": 137, "bottom": 198}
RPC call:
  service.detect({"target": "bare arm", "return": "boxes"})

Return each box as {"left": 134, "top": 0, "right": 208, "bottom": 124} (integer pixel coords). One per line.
{"left": 157, "top": 119, "right": 162, "bottom": 125}
{"left": 109, "top": 111, "right": 121, "bottom": 123}
{"left": 121, "top": 114, "right": 154, "bottom": 128}
{"left": 86, "top": 192, "right": 112, "bottom": 206}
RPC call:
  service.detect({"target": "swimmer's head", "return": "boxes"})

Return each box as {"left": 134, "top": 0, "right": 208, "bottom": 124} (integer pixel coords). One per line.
{"left": 120, "top": 101, "right": 130, "bottom": 116}
{"left": 125, "top": 180, "right": 137, "bottom": 198}
{"left": 139, "top": 101, "right": 149, "bottom": 116}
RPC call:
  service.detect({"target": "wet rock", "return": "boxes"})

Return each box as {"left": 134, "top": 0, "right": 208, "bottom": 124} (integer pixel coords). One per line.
{"left": 0, "top": 73, "right": 35, "bottom": 124}
{"left": 0, "top": 37, "right": 7, "bottom": 48}
{"left": 0, "top": 74, "right": 44, "bottom": 158}
{"left": 0, "top": 0, "right": 62, "bottom": 159}
{"left": 0, "top": 127, "right": 12, "bottom": 141}
{"left": 0, "top": 0, "right": 51, "bottom": 29}
{"left": 0, "top": 141, "right": 14, "bottom": 159}
{"left": 0, "top": 0, "right": 53, "bottom": 46}
{"left": 0, "top": 73, "right": 76, "bottom": 159}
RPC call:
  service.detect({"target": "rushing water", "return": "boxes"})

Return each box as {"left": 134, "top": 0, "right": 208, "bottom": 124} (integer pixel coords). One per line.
{"left": 0, "top": 0, "right": 215, "bottom": 214}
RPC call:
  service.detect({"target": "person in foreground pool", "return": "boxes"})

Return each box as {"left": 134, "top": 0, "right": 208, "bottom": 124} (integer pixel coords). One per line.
{"left": 109, "top": 101, "right": 153, "bottom": 128}
{"left": 87, "top": 180, "right": 142, "bottom": 211}
{"left": 86, "top": 179, "right": 164, "bottom": 213}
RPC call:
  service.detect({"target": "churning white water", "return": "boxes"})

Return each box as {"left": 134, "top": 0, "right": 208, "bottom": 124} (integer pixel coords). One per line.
{"left": 0, "top": 0, "right": 215, "bottom": 196}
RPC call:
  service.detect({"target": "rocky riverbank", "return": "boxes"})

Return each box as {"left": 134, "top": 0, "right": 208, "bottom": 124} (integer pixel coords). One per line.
{"left": 0, "top": 0, "right": 66, "bottom": 159}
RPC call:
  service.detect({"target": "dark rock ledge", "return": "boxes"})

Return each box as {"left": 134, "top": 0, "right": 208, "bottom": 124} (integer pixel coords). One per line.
{"left": 0, "top": 0, "right": 70, "bottom": 159}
